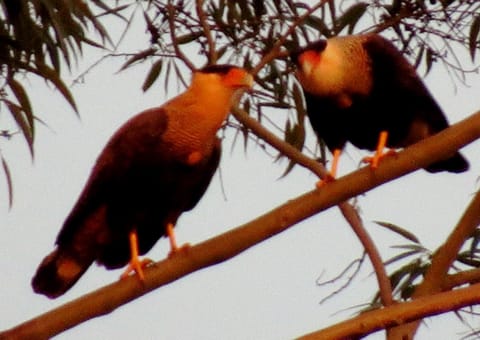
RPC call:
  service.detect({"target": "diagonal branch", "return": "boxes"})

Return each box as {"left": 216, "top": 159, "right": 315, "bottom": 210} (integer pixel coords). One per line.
{"left": 298, "top": 281, "right": 480, "bottom": 339}
{"left": 3, "top": 111, "right": 479, "bottom": 340}
{"left": 232, "top": 106, "right": 394, "bottom": 306}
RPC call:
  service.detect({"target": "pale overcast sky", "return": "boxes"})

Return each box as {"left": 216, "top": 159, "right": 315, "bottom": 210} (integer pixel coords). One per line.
{"left": 1, "top": 9, "right": 480, "bottom": 340}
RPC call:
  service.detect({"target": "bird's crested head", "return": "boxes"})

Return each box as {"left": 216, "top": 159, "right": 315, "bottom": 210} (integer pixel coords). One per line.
{"left": 291, "top": 40, "right": 328, "bottom": 77}
{"left": 291, "top": 37, "right": 368, "bottom": 98}
{"left": 197, "top": 64, "right": 253, "bottom": 90}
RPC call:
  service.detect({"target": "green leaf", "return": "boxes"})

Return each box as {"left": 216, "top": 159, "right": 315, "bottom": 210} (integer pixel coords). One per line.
{"left": 425, "top": 47, "right": 435, "bottom": 75}
{"left": 1, "top": 155, "right": 13, "bottom": 208}
{"left": 335, "top": 2, "right": 368, "bottom": 34}
{"left": 175, "top": 32, "right": 203, "bottom": 45}
{"left": 118, "top": 48, "right": 157, "bottom": 71}
{"left": 413, "top": 44, "right": 424, "bottom": 69}
{"left": 34, "top": 63, "right": 78, "bottom": 113}
{"left": 469, "top": 15, "right": 480, "bottom": 61}
{"left": 304, "top": 15, "right": 331, "bottom": 37}
{"left": 8, "top": 78, "right": 34, "bottom": 139}
{"left": 374, "top": 221, "right": 420, "bottom": 244}
{"left": 278, "top": 114, "right": 306, "bottom": 177}
{"left": 142, "top": 59, "right": 163, "bottom": 92}
{"left": 4, "top": 99, "right": 34, "bottom": 157}
{"left": 293, "top": 82, "right": 306, "bottom": 123}
{"left": 384, "top": 249, "right": 424, "bottom": 266}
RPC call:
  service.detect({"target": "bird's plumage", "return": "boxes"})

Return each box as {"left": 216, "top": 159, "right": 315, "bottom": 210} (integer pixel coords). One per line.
{"left": 32, "top": 65, "right": 252, "bottom": 298}
{"left": 292, "top": 34, "right": 469, "bottom": 173}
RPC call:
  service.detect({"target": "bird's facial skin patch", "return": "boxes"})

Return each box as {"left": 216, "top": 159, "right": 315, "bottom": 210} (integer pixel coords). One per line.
{"left": 223, "top": 68, "right": 254, "bottom": 89}
{"left": 298, "top": 50, "right": 321, "bottom": 76}
{"left": 296, "top": 47, "right": 344, "bottom": 97}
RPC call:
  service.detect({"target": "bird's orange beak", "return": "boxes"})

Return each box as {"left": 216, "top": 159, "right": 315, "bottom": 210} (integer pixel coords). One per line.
{"left": 298, "top": 50, "right": 321, "bottom": 77}
{"left": 224, "top": 68, "right": 254, "bottom": 90}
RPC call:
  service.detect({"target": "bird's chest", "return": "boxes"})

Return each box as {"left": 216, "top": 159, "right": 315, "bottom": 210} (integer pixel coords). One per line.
{"left": 162, "top": 130, "right": 216, "bottom": 167}
{"left": 160, "top": 113, "right": 218, "bottom": 166}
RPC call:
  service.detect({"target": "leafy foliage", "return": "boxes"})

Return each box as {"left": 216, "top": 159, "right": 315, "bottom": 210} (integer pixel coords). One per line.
{"left": 1, "top": 0, "right": 479, "bottom": 201}
{"left": 369, "top": 222, "right": 480, "bottom": 308}
{"left": 0, "top": 0, "right": 113, "bottom": 205}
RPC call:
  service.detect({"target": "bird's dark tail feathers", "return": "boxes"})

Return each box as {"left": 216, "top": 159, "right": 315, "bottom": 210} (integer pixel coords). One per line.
{"left": 31, "top": 247, "right": 93, "bottom": 299}
{"left": 425, "top": 151, "right": 469, "bottom": 173}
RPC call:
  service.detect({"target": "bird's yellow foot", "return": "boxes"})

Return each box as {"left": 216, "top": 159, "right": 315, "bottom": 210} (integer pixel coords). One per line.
{"left": 362, "top": 149, "right": 397, "bottom": 169}
{"left": 166, "top": 222, "right": 191, "bottom": 258}
{"left": 168, "top": 243, "right": 191, "bottom": 258}
{"left": 316, "top": 149, "right": 341, "bottom": 188}
{"left": 315, "top": 174, "right": 335, "bottom": 188}
{"left": 120, "top": 230, "right": 153, "bottom": 281}
{"left": 361, "top": 131, "right": 396, "bottom": 169}
{"left": 120, "top": 257, "right": 153, "bottom": 281}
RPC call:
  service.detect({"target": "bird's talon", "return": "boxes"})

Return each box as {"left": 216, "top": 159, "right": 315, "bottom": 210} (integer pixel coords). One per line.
{"left": 316, "top": 175, "right": 335, "bottom": 188}
{"left": 168, "top": 243, "right": 191, "bottom": 258}
{"left": 362, "top": 149, "right": 397, "bottom": 169}
{"left": 120, "top": 258, "right": 153, "bottom": 281}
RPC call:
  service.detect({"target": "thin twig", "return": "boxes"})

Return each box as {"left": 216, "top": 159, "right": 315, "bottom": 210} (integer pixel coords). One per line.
{"left": 195, "top": 0, "right": 216, "bottom": 64}
{"left": 167, "top": 1, "right": 195, "bottom": 70}
{"left": 231, "top": 107, "right": 327, "bottom": 178}
{"left": 339, "top": 203, "right": 395, "bottom": 306}
{"left": 317, "top": 253, "right": 367, "bottom": 304}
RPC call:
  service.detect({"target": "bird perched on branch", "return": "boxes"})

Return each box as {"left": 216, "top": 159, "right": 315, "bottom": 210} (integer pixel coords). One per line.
{"left": 291, "top": 33, "right": 469, "bottom": 180}
{"left": 32, "top": 65, "right": 253, "bottom": 298}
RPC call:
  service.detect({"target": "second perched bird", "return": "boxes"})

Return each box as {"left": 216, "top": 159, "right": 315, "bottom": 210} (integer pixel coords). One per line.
{"left": 292, "top": 34, "right": 469, "bottom": 177}
{"left": 32, "top": 65, "right": 253, "bottom": 298}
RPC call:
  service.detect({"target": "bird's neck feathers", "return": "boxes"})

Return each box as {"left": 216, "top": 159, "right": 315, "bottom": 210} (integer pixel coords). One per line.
{"left": 188, "top": 72, "right": 239, "bottom": 121}
{"left": 298, "top": 36, "right": 373, "bottom": 106}
{"left": 166, "top": 75, "right": 238, "bottom": 135}
{"left": 160, "top": 73, "right": 240, "bottom": 160}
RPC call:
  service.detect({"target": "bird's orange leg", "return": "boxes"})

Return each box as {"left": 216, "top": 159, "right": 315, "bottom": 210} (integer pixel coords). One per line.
{"left": 362, "top": 131, "right": 396, "bottom": 169}
{"left": 316, "top": 149, "right": 341, "bottom": 188}
{"left": 166, "top": 223, "right": 190, "bottom": 258}
{"left": 120, "top": 230, "right": 153, "bottom": 280}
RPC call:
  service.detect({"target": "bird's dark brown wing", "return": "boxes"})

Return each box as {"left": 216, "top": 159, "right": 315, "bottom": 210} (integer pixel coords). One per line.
{"left": 362, "top": 35, "right": 450, "bottom": 138}
{"left": 131, "top": 139, "right": 221, "bottom": 260}
{"left": 362, "top": 34, "right": 468, "bottom": 172}
{"left": 56, "top": 106, "right": 170, "bottom": 247}
{"left": 32, "top": 108, "right": 174, "bottom": 297}
{"left": 60, "top": 107, "right": 221, "bottom": 268}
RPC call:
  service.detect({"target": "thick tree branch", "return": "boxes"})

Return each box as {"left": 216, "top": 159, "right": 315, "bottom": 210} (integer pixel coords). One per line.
{"left": 444, "top": 268, "right": 480, "bottom": 290}
{"left": 297, "top": 282, "right": 480, "bottom": 339}
{"left": 2, "top": 111, "right": 479, "bottom": 340}
{"left": 231, "top": 107, "right": 327, "bottom": 178}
